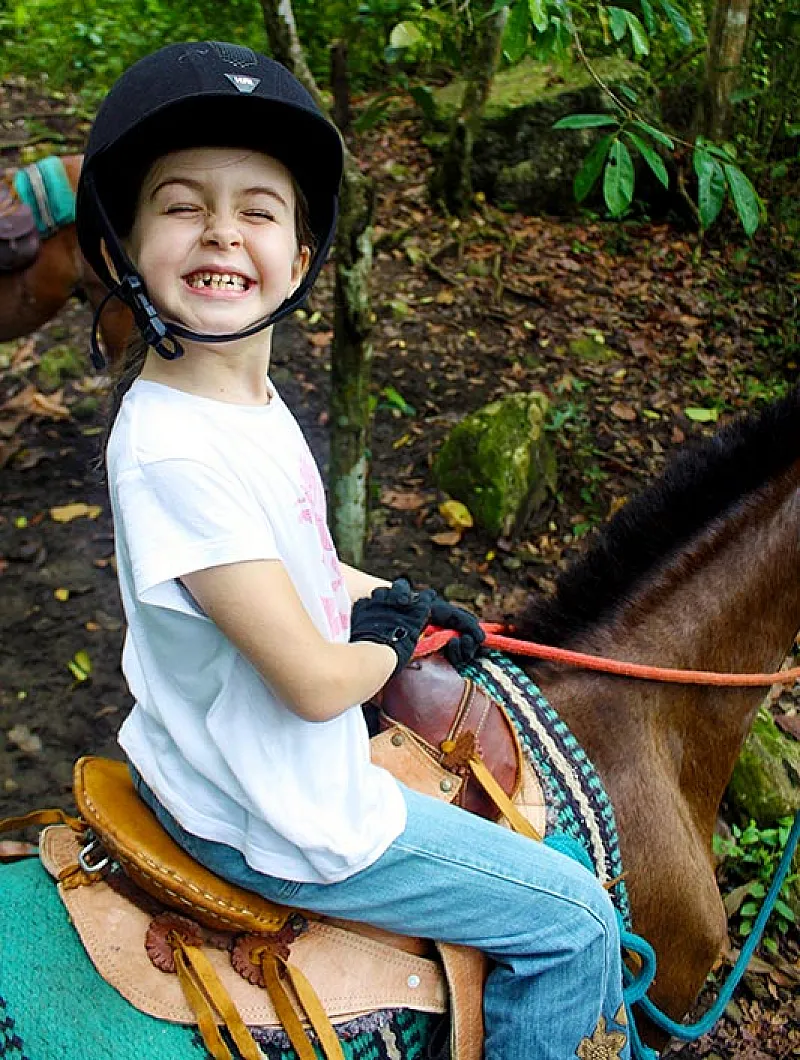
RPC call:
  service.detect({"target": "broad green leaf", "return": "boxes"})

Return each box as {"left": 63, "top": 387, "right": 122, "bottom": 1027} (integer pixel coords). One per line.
{"left": 774, "top": 899, "right": 796, "bottom": 921}
{"left": 632, "top": 119, "right": 674, "bottom": 149}
{"left": 639, "top": 0, "right": 657, "bottom": 34}
{"left": 684, "top": 407, "right": 719, "bottom": 423}
{"left": 574, "top": 134, "right": 614, "bottom": 201}
{"left": 608, "top": 6, "right": 628, "bottom": 40}
{"left": 389, "top": 21, "right": 424, "bottom": 49}
{"left": 702, "top": 141, "right": 737, "bottom": 163}
{"left": 528, "top": 0, "right": 549, "bottom": 33}
{"left": 657, "top": 0, "right": 693, "bottom": 42}
{"left": 723, "top": 164, "right": 760, "bottom": 237}
{"left": 625, "top": 131, "right": 669, "bottom": 187}
{"left": 553, "top": 113, "right": 620, "bottom": 129}
{"left": 693, "top": 148, "right": 725, "bottom": 229}
{"left": 624, "top": 11, "right": 650, "bottom": 55}
{"left": 503, "top": 0, "right": 530, "bottom": 63}
{"left": 618, "top": 84, "right": 639, "bottom": 105}
{"left": 603, "top": 139, "right": 635, "bottom": 216}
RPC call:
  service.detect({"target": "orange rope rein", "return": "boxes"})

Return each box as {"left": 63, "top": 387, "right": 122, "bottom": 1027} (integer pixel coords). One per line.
{"left": 415, "top": 624, "right": 800, "bottom": 688}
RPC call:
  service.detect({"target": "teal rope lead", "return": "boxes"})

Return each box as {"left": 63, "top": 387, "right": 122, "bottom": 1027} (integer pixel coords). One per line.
{"left": 624, "top": 808, "right": 800, "bottom": 1058}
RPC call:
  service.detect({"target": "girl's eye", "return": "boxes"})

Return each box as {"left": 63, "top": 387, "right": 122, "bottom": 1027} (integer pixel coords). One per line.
{"left": 165, "top": 204, "right": 201, "bottom": 215}
{"left": 244, "top": 210, "right": 275, "bottom": 221}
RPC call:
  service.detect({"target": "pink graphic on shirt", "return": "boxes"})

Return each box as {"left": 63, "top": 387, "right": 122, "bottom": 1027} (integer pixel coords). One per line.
{"left": 297, "top": 455, "right": 350, "bottom": 639}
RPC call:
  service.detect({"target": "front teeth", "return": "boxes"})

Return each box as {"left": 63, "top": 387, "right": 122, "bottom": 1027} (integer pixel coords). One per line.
{"left": 188, "top": 272, "right": 248, "bottom": 291}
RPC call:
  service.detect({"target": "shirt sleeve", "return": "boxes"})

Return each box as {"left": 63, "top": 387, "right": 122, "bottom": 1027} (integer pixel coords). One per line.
{"left": 115, "top": 456, "right": 279, "bottom": 608}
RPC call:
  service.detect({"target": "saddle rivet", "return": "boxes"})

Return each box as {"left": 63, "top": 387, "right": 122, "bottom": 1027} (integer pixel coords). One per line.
{"left": 407, "top": 974, "right": 421, "bottom": 989}
{"left": 391, "top": 732, "right": 404, "bottom": 747}
{"left": 440, "top": 779, "right": 453, "bottom": 793}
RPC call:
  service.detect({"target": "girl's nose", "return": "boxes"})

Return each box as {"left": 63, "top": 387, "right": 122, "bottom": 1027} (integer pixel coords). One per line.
{"left": 202, "top": 214, "right": 242, "bottom": 249}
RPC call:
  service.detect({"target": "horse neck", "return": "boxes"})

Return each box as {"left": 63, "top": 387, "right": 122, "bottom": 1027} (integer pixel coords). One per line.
{"left": 535, "top": 464, "right": 800, "bottom": 835}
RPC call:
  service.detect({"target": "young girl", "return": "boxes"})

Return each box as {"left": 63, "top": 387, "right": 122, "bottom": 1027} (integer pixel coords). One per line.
{"left": 77, "top": 41, "right": 631, "bottom": 1060}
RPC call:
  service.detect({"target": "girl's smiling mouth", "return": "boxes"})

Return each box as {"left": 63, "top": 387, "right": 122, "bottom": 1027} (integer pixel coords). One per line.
{"left": 183, "top": 270, "right": 254, "bottom": 294}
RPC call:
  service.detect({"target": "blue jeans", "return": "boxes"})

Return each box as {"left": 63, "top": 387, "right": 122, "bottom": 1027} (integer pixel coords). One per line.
{"left": 132, "top": 771, "right": 630, "bottom": 1060}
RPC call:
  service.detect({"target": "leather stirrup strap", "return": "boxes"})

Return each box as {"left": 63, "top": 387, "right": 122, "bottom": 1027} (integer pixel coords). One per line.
{"left": 173, "top": 940, "right": 263, "bottom": 1060}
{"left": 260, "top": 952, "right": 346, "bottom": 1060}
{"left": 463, "top": 755, "right": 543, "bottom": 842}
{"left": 0, "top": 808, "right": 84, "bottom": 858}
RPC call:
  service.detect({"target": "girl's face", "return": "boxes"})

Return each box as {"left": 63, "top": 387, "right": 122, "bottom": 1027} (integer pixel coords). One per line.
{"left": 126, "top": 147, "right": 310, "bottom": 338}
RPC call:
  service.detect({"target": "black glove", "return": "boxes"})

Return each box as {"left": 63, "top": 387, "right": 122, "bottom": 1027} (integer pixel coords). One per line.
{"left": 350, "top": 577, "right": 436, "bottom": 676}
{"left": 429, "top": 595, "right": 486, "bottom": 667}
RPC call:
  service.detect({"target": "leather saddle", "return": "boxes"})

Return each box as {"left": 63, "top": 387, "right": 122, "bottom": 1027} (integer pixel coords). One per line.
{"left": 3, "top": 655, "right": 548, "bottom": 1060}
{"left": 0, "top": 180, "right": 40, "bottom": 273}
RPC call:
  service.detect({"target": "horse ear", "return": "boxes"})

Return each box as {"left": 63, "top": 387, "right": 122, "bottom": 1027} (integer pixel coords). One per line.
{"left": 100, "top": 239, "right": 121, "bottom": 285}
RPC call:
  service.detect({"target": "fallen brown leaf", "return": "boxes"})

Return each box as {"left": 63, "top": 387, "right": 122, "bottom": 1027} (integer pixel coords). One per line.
{"left": 610, "top": 401, "right": 637, "bottom": 422}
{"left": 50, "top": 502, "right": 102, "bottom": 523}
{"left": 380, "top": 488, "right": 428, "bottom": 511}
{"left": 431, "top": 530, "right": 462, "bottom": 547}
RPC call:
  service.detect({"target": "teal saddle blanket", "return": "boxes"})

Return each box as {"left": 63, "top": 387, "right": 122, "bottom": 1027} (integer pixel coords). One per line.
{"left": 0, "top": 859, "right": 436, "bottom": 1059}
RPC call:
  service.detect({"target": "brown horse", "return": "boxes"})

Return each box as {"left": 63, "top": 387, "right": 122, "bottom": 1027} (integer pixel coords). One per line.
{"left": 518, "top": 388, "right": 800, "bottom": 1042}
{"left": 0, "top": 154, "right": 131, "bottom": 360}
{"left": 0, "top": 389, "right": 798, "bottom": 1057}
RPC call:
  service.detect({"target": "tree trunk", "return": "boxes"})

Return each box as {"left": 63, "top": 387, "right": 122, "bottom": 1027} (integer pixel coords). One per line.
{"left": 429, "top": 5, "right": 508, "bottom": 215}
{"left": 695, "top": 0, "right": 752, "bottom": 141}
{"left": 259, "top": 0, "right": 375, "bottom": 565}
{"left": 329, "top": 157, "right": 375, "bottom": 566}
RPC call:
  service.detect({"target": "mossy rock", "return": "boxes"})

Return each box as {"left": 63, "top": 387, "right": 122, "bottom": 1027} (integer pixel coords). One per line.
{"left": 433, "top": 391, "right": 556, "bottom": 537}
{"left": 727, "top": 710, "right": 800, "bottom": 915}
{"left": 37, "top": 344, "right": 85, "bottom": 391}
{"left": 431, "top": 58, "right": 660, "bottom": 215}
{"left": 728, "top": 710, "right": 800, "bottom": 824}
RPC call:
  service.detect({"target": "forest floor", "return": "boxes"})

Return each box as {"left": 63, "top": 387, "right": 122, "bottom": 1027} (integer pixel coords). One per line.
{"left": 1, "top": 77, "right": 799, "bottom": 1057}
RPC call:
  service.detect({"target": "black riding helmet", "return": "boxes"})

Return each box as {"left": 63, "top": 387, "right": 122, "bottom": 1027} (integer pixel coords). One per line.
{"left": 76, "top": 41, "right": 344, "bottom": 367}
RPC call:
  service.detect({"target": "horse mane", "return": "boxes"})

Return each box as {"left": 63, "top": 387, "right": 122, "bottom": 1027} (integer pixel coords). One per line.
{"left": 517, "top": 386, "right": 800, "bottom": 646}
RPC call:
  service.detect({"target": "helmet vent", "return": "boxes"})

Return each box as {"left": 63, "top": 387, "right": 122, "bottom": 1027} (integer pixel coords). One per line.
{"left": 210, "top": 42, "right": 258, "bottom": 68}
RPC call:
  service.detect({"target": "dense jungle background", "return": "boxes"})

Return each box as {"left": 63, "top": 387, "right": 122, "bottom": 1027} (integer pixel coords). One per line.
{"left": 0, "top": 0, "right": 798, "bottom": 1056}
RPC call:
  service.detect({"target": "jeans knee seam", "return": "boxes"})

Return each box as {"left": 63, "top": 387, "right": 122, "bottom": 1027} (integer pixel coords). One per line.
{"left": 391, "top": 839, "right": 614, "bottom": 931}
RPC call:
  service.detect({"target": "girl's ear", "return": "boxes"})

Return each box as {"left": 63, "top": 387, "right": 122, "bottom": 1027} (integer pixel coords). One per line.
{"left": 289, "top": 244, "right": 312, "bottom": 297}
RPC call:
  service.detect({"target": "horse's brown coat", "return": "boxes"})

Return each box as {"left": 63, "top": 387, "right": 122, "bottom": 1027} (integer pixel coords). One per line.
{"left": 531, "top": 459, "right": 800, "bottom": 1044}
{"left": 0, "top": 155, "right": 131, "bottom": 361}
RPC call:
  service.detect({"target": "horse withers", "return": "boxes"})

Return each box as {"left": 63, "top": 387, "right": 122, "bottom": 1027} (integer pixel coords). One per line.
{"left": 0, "top": 154, "right": 131, "bottom": 361}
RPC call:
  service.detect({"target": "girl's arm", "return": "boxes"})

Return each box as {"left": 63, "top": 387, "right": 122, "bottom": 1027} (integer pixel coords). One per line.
{"left": 340, "top": 563, "right": 391, "bottom": 603}
{"left": 181, "top": 559, "right": 396, "bottom": 724}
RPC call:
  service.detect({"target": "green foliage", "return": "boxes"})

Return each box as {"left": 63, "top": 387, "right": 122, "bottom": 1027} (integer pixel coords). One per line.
{"left": 553, "top": 106, "right": 761, "bottom": 234}
{"left": 714, "top": 817, "right": 798, "bottom": 950}
{"left": 0, "top": 0, "right": 265, "bottom": 98}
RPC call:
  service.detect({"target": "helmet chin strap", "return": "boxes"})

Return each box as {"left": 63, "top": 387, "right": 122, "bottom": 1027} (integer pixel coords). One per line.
{"left": 89, "top": 269, "right": 299, "bottom": 370}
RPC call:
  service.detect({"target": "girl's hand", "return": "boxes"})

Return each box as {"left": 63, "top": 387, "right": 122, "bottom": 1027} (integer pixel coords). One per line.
{"left": 350, "top": 578, "right": 435, "bottom": 676}
{"left": 428, "top": 595, "right": 486, "bottom": 667}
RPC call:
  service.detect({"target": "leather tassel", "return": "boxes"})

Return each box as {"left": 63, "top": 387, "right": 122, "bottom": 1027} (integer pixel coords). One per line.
{"left": 467, "top": 755, "right": 543, "bottom": 841}
{"left": 280, "top": 957, "right": 346, "bottom": 1060}
{"left": 260, "top": 951, "right": 320, "bottom": 1060}
{"left": 174, "top": 940, "right": 263, "bottom": 1060}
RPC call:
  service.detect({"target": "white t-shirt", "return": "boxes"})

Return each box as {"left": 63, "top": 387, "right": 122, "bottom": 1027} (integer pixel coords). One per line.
{"left": 107, "top": 378, "right": 406, "bottom": 883}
